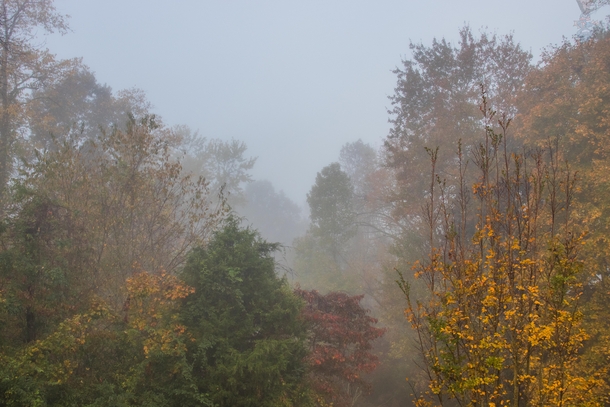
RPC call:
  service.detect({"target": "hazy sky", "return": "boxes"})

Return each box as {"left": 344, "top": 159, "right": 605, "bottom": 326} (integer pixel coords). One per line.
{"left": 45, "top": 0, "right": 597, "bottom": 206}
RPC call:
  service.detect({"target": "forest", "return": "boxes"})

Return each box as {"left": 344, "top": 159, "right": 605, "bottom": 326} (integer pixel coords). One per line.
{"left": 0, "top": 1, "right": 610, "bottom": 406}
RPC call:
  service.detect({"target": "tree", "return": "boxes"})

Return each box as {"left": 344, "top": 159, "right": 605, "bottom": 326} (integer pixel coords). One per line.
{"left": 0, "top": 303, "right": 107, "bottom": 406}
{"left": 16, "top": 114, "right": 223, "bottom": 312}
{"left": 295, "top": 288, "right": 385, "bottom": 407}
{"left": 107, "top": 269, "right": 207, "bottom": 407}
{"left": 294, "top": 144, "right": 396, "bottom": 300}
{"left": 384, "top": 27, "right": 532, "bottom": 236}
{"left": 179, "top": 130, "right": 256, "bottom": 208}
{"left": 0, "top": 109, "right": 227, "bottom": 404}
{"left": 382, "top": 31, "right": 535, "bottom": 405}
{"left": 336, "top": 140, "right": 395, "bottom": 300}
{"left": 294, "top": 162, "right": 358, "bottom": 292}
{"left": 0, "top": 193, "right": 94, "bottom": 345}
{"left": 0, "top": 267, "right": 209, "bottom": 407}
{"left": 27, "top": 63, "right": 153, "bottom": 151}
{"left": 397, "top": 94, "right": 602, "bottom": 406}
{"left": 515, "top": 30, "right": 610, "bottom": 402}
{"left": 0, "top": 0, "right": 72, "bottom": 202}
{"left": 307, "top": 162, "right": 356, "bottom": 258}
{"left": 179, "top": 217, "right": 313, "bottom": 407}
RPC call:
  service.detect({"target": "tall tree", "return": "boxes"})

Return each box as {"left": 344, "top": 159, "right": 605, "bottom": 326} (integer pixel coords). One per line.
{"left": 515, "top": 30, "right": 610, "bottom": 401}
{"left": 0, "top": 115, "right": 225, "bottom": 405}
{"left": 0, "top": 0, "right": 71, "bottom": 202}
{"left": 398, "top": 96, "right": 602, "bottom": 406}
{"left": 294, "top": 163, "right": 357, "bottom": 292}
{"left": 384, "top": 27, "right": 532, "bottom": 237}
{"left": 27, "top": 63, "right": 153, "bottom": 151}
{"left": 307, "top": 162, "right": 356, "bottom": 258}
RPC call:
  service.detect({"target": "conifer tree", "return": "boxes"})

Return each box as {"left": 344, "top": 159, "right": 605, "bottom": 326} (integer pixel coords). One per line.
{"left": 179, "top": 217, "right": 312, "bottom": 407}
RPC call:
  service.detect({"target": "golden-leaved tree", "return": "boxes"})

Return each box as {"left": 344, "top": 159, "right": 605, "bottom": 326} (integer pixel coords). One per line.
{"left": 398, "top": 93, "right": 606, "bottom": 406}
{"left": 516, "top": 31, "right": 610, "bottom": 395}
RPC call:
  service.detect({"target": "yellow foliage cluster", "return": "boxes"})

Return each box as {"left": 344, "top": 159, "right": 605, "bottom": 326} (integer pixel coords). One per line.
{"left": 125, "top": 268, "right": 194, "bottom": 358}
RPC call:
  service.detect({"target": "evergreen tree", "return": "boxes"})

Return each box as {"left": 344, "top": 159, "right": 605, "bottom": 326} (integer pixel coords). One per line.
{"left": 179, "top": 217, "right": 312, "bottom": 407}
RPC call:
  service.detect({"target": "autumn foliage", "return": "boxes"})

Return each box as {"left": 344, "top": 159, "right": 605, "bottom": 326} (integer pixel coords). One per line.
{"left": 2, "top": 1, "right": 610, "bottom": 405}
{"left": 396, "top": 92, "right": 605, "bottom": 406}
{"left": 296, "top": 288, "right": 385, "bottom": 407}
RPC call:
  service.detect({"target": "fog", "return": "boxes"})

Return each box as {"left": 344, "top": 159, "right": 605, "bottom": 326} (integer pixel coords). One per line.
{"left": 45, "top": 0, "right": 585, "bottom": 205}
{"left": 3, "top": 1, "right": 609, "bottom": 405}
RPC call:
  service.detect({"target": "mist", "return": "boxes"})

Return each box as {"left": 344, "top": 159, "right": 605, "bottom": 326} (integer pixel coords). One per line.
{"left": 44, "top": 0, "right": 584, "bottom": 203}
{"left": 0, "top": 0, "right": 609, "bottom": 406}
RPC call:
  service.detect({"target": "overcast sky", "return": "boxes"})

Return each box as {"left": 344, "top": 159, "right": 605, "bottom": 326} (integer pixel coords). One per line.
{"left": 45, "top": 0, "right": 600, "bottom": 206}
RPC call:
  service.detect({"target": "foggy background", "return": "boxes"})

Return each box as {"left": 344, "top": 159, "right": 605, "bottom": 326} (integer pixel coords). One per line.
{"left": 44, "top": 0, "right": 592, "bottom": 206}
